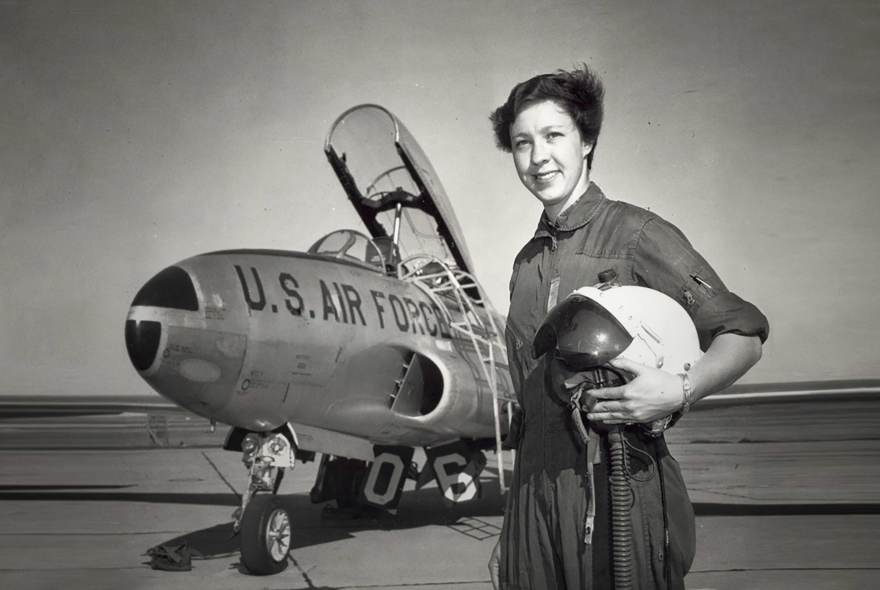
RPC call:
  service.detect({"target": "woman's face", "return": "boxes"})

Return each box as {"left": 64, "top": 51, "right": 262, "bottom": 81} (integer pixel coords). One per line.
{"left": 509, "top": 100, "right": 592, "bottom": 219}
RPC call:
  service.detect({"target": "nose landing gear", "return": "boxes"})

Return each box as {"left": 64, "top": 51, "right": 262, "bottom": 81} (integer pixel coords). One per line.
{"left": 232, "top": 431, "right": 296, "bottom": 575}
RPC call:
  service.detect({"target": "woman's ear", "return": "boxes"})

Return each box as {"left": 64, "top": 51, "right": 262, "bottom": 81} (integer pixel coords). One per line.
{"left": 582, "top": 141, "right": 594, "bottom": 158}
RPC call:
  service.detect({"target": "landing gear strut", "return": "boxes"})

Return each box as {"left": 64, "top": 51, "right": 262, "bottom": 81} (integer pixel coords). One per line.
{"left": 232, "top": 431, "right": 296, "bottom": 575}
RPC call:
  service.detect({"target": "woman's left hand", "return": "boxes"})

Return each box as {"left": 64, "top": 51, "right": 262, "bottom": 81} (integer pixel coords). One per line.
{"left": 585, "top": 357, "right": 683, "bottom": 424}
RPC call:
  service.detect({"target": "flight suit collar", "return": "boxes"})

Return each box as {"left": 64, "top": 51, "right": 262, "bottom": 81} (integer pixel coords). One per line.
{"left": 532, "top": 182, "right": 607, "bottom": 244}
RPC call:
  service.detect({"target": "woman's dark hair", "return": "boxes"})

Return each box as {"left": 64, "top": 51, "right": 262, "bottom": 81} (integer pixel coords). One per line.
{"left": 490, "top": 64, "right": 605, "bottom": 169}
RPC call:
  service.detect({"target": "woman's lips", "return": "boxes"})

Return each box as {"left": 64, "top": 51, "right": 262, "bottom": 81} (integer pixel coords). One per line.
{"left": 532, "top": 170, "right": 559, "bottom": 183}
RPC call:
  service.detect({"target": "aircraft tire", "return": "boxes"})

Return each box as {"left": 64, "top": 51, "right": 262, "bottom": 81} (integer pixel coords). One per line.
{"left": 240, "top": 494, "right": 291, "bottom": 575}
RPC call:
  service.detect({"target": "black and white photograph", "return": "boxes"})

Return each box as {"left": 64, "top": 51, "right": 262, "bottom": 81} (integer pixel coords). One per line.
{"left": 1, "top": 1, "right": 878, "bottom": 589}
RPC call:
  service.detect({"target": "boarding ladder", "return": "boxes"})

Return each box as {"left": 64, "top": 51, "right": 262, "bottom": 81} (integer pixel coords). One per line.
{"left": 399, "top": 255, "right": 515, "bottom": 493}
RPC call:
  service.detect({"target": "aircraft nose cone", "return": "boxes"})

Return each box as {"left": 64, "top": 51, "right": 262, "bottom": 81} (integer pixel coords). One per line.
{"left": 125, "top": 265, "right": 198, "bottom": 373}
{"left": 125, "top": 319, "right": 161, "bottom": 371}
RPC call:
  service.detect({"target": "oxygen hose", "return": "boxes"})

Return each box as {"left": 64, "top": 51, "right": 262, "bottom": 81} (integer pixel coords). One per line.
{"left": 607, "top": 425, "right": 633, "bottom": 590}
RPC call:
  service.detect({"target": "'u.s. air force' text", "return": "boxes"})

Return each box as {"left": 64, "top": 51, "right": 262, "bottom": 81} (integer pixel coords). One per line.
{"left": 234, "top": 265, "right": 453, "bottom": 339}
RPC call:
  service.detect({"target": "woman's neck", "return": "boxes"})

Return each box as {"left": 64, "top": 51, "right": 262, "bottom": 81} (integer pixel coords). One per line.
{"left": 544, "top": 168, "right": 591, "bottom": 222}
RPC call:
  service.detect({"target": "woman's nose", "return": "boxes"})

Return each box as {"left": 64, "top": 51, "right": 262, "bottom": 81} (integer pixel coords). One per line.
{"left": 530, "top": 142, "right": 549, "bottom": 165}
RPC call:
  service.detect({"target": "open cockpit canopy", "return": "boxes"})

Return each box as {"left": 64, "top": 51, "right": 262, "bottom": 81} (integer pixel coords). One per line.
{"left": 324, "top": 104, "right": 475, "bottom": 277}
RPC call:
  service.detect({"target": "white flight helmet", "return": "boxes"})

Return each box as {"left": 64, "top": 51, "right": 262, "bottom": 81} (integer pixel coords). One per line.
{"left": 534, "top": 285, "right": 702, "bottom": 376}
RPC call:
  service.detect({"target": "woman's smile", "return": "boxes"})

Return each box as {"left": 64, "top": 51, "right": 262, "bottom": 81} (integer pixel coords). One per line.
{"left": 533, "top": 170, "right": 560, "bottom": 182}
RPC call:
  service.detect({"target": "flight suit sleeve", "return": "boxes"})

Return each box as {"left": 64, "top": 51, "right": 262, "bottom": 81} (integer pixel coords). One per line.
{"left": 503, "top": 261, "right": 529, "bottom": 449}
{"left": 632, "top": 217, "right": 769, "bottom": 351}
{"left": 503, "top": 317, "right": 528, "bottom": 449}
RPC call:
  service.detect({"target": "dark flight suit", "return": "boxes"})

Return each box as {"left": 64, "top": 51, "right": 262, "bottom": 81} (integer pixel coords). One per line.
{"left": 499, "top": 182, "right": 769, "bottom": 590}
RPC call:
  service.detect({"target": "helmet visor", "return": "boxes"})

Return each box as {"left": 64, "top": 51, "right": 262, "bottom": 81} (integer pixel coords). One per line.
{"left": 533, "top": 294, "right": 633, "bottom": 370}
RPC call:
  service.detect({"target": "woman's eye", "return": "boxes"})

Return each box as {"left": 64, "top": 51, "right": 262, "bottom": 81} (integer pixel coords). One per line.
{"left": 514, "top": 140, "right": 530, "bottom": 149}
{"left": 547, "top": 132, "right": 563, "bottom": 140}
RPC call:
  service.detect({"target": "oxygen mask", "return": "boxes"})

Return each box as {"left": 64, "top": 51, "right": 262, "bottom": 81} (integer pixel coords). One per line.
{"left": 548, "top": 358, "right": 629, "bottom": 434}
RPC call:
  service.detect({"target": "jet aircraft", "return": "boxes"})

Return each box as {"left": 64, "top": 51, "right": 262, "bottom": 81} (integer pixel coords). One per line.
{"left": 123, "top": 104, "right": 517, "bottom": 574}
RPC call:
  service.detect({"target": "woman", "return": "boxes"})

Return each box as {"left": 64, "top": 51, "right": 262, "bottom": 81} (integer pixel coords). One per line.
{"left": 489, "top": 65, "right": 769, "bottom": 589}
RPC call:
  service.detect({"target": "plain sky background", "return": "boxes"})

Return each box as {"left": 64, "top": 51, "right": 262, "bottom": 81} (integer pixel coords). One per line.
{"left": 2, "top": 0, "right": 878, "bottom": 400}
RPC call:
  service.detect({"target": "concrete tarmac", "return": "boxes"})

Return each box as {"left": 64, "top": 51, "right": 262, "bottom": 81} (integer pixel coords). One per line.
{"left": 1, "top": 398, "right": 878, "bottom": 589}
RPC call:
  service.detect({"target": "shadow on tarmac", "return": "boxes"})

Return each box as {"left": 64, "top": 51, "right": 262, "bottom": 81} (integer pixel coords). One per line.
{"left": 0, "top": 484, "right": 507, "bottom": 557}
{"left": 3, "top": 484, "right": 877, "bottom": 515}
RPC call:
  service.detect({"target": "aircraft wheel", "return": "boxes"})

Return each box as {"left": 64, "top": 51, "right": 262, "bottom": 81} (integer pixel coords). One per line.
{"left": 240, "top": 495, "right": 291, "bottom": 575}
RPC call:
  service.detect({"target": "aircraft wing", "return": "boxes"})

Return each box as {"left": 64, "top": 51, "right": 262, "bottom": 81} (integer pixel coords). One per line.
{"left": 324, "top": 104, "right": 475, "bottom": 276}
